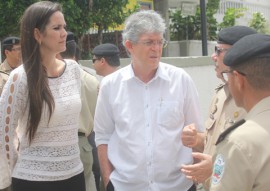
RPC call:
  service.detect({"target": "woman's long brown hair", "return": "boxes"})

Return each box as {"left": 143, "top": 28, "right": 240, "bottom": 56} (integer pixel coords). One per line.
{"left": 20, "top": 1, "right": 62, "bottom": 143}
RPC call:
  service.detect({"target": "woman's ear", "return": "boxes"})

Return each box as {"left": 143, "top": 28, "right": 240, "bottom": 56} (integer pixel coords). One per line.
{"left": 34, "top": 28, "right": 41, "bottom": 45}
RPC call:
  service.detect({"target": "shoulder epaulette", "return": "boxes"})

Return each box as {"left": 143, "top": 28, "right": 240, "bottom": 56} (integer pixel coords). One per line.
{"left": 215, "top": 119, "right": 246, "bottom": 145}
{"left": 215, "top": 83, "right": 225, "bottom": 93}
{"left": 0, "top": 70, "right": 9, "bottom": 76}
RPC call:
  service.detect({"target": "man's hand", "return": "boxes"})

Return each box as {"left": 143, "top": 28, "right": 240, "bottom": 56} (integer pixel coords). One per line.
{"left": 181, "top": 152, "right": 212, "bottom": 183}
{"left": 182, "top": 124, "right": 198, "bottom": 148}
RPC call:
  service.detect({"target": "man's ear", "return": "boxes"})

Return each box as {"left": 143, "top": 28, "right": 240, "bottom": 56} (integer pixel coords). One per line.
{"left": 125, "top": 40, "right": 133, "bottom": 54}
{"left": 234, "top": 70, "right": 246, "bottom": 91}
{"left": 99, "top": 58, "right": 106, "bottom": 66}
{"left": 4, "top": 49, "right": 10, "bottom": 56}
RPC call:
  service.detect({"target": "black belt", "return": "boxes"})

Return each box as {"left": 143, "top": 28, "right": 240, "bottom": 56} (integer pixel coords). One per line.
{"left": 78, "top": 132, "right": 85, "bottom": 136}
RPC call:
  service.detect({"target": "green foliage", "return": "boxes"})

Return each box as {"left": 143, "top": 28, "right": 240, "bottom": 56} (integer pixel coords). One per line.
{"left": 218, "top": 8, "right": 246, "bottom": 30}
{"left": 55, "top": 0, "right": 93, "bottom": 39}
{"left": 169, "top": 9, "right": 201, "bottom": 41}
{"left": 0, "top": 0, "right": 137, "bottom": 59}
{"left": 0, "top": 0, "right": 36, "bottom": 39}
{"left": 91, "top": 0, "right": 137, "bottom": 30}
{"left": 169, "top": 0, "right": 219, "bottom": 41}
{"left": 249, "top": 12, "right": 269, "bottom": 34}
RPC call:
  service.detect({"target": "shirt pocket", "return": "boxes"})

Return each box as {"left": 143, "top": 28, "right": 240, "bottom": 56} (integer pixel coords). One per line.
{"left": 205, "top": 117, "right": 216, "bottom": 144}
{"left": 157, "top": 101, "right": 182, "bottom": 128}
{"left": 205, "top": 116, "right": 216, "bottom": 131}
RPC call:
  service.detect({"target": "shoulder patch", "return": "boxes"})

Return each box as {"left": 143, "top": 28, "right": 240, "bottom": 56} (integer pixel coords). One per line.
{"left": 215, "top": 119, "right": 245, "bottom": 145}
{"left": 212, "top": 154, "right": 225, "bottom": 185}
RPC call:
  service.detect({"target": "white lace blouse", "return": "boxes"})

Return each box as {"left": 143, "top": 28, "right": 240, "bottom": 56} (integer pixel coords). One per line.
{"left": 0, "top": 59, "right": 83, "bottom": 182}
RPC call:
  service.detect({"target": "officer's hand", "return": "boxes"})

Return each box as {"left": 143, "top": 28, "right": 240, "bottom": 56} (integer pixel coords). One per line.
{"left": 181, "top": 152, "right": 212, "bottom": 183}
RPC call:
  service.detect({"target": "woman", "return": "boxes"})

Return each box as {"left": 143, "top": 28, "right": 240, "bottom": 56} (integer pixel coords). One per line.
{"left": 0, "top": 1, "right": 85, "bottom": 191}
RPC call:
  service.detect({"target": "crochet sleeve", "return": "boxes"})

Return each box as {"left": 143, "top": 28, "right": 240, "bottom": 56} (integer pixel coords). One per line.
{"left": 0, "top": 69, "right": 27, "bottom": 171}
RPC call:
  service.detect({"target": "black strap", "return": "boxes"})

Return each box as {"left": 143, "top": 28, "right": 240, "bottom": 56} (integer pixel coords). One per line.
{"left": 0, "top": 70, "right": 9, "bottom": 76}
{"left": 215, "top": 119, "right": 246, "bottom": 145}
{"left": 78, "top": 132, "right": 86, "bottom": 136}
{"left": 187, "top": 184, "right": 196, "bottom": 191}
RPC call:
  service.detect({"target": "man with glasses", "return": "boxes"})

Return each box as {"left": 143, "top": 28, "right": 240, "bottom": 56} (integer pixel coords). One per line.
{"left": 1, "top": 36, "right": 21, "bottom": 72}
{"left": 90, "top": 43, "right": 121, "bottom": 191}
{"left": 92, "top": 43, "right": 120, "bottom": 77}
{"left": 211, "top": 33, "right": 270, "bottom": 191}
{"left": 0, "top": 36, "right": 21, "bottom": 96}
{"left": 94, "top": 10, "right": 204, "bottom": 191}
{"left": 181, "top": 26, "right": 256, "bottom": 191}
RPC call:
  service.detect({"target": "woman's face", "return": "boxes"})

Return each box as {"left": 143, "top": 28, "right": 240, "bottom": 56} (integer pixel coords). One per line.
{"left": 39, "top": 11, "right": 67, "bottom": 55}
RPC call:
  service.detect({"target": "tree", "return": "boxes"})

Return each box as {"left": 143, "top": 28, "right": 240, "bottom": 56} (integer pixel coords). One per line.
{"left": 55, "top": 0, "right": 93, "bottom": 39}
{"left": 0, "top": 1, "right": 36, "bottom": 39}
{"left": 249, "top": 12, "right": 269, "bottom": 34}
{"left": 169, "top": 0, "right": 219, "bottom": 41}
{"left": 0, "top": 0, "right": 136, "bottom": 59}
{"left": 91, "top": 0, "right": 138, "bottom": 44}
{"left": 169, "top": 9, "right": 201, "bottom": 41}
{"left": 218, "top": 8, "right": 246, "bottom": 31}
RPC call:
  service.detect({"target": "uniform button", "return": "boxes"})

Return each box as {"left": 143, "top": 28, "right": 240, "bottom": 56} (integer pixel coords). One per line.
{"left": 234, "top": 111, "right": 239, "bottom": 118}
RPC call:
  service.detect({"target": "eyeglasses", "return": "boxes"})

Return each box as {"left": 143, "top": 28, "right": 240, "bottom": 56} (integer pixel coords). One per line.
{"left": 215, "top": 46, "right": 228, "bottom": 56}
{"left": 136, "top": 39, "right": 168, "bottom": 48}
{"left": 92, "top": 58, "right": 101, "bottom": 63}
{"left": 11, "top": 47, "right": 21, "bottom": 52}
{"left": 221, "top": 70, "right": 233, "bottom": 82}
{"left": 221, "top": 70, "right": 247, "bottom": 82}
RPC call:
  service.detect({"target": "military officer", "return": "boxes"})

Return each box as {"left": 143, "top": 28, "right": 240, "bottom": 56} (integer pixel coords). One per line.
{"left": 92, "top": 43, "right": 120, "bottom": 77}
{"left": 201, "top": 26, "right": 257, "bottom": 156}
{"left": 90, "top": 43, "right": 121, "bottom": 191}
{"left": 181, "top": 26, "right": 257, "bottom": 190}
{"left": 0, "top": 36, "right": 21, "bottom": 96}
{"left": 0, "top": 70, "right": 9, "bottom": 96}
{"left": 1, "top": 36, "right": 21, "bottom": 72}
{"left": 57, "top": 31, "right": 99, "bottom": 191}
{"left": 210, "top": 33, "right": 270, "bottom": 191}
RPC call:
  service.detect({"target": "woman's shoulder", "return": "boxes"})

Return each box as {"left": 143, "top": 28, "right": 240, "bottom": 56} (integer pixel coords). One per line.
{"left": 9, "top": 65, "right": 27, "bottom": 82}
{"left": 62, "top": 59, "right": 81, "bottom": 79}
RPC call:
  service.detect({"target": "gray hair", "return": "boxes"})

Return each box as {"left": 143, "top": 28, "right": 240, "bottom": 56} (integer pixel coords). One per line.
{"left": 122, "top": 10, "right": 166, "bottom": 47}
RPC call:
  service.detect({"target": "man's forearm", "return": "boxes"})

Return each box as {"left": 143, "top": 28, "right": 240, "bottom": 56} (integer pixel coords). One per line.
{"left": 97, "top": 144, "right": 114, "bottom": 187}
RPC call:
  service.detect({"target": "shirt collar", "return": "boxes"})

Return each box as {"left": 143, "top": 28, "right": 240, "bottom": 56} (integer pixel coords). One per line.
{"left": 122, "top": 62, "right": 171, "bottom": 82}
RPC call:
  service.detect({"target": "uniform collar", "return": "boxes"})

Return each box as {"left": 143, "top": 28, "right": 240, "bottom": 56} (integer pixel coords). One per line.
{"left": 246, "top": 96, "right": 270, "bottom": 120}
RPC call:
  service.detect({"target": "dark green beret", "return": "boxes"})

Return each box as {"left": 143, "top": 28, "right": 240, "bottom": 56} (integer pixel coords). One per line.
{"left": 218, "top": 26, "right": 257, "bottom": 45}
{"left": 224, "top": 34, "right": 270, "bottom": 66}
{"left": 92, "top": 43, "right": 119, "bottom": 56}
{"left": 2, "top": 36, "right": 20, "bottom": 45}
{"left": 66, "top": 31, "right": 75, "bottom": 43}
